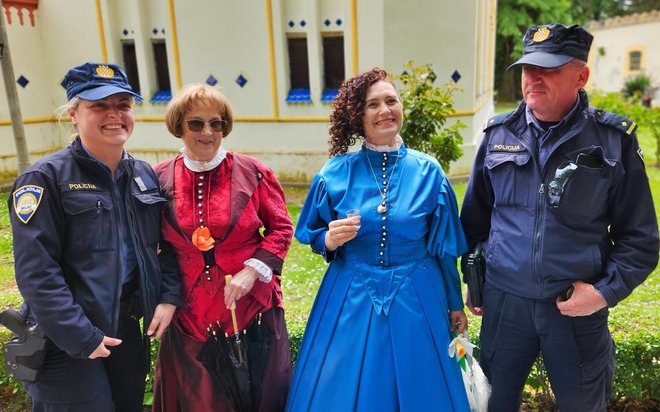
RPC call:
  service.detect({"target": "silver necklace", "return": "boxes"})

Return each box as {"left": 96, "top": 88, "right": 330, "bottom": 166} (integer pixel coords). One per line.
{"left": 364, "top": 148, "right": 400, "bottom": 214}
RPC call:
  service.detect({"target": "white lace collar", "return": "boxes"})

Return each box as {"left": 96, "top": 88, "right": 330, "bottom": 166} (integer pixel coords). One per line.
{"left": 363, "top": 135, "right": 403, "bottom": 152}
{"left": 180, "top": 147, "right": 227, "bottom": 172}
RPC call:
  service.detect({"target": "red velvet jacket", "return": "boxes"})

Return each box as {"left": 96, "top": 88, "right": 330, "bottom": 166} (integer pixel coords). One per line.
{"left": 154, "top": 153, "right": 293, "bottom": 341}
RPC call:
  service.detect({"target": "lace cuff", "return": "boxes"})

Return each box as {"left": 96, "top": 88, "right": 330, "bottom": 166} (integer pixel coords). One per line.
{"left": 244, "top": 258, "right": 273, "bottom": 283}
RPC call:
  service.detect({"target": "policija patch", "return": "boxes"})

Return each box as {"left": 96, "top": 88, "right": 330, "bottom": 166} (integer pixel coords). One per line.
{"left": 13, "top": 185, "right": 44, "bottom": 224}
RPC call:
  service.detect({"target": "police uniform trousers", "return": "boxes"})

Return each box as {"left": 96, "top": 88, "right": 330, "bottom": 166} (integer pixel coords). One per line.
{"left": 479, "top": 284, "right": 614, "bottom": 412}
{"left": 25, "top": 279, "right": 148, "bottom": 412}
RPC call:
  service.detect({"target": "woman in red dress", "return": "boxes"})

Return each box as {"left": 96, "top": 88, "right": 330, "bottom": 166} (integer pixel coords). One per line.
{"left": 152, "top": 84, "right": 294, "bottom": 411}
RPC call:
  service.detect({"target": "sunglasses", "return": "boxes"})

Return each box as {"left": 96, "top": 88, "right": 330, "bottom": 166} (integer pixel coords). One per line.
{"left": 185, "top": 119, "right": 226, "bottom": 133}
{"left": 547, "top": 161, "right": 578, "bottom": 207}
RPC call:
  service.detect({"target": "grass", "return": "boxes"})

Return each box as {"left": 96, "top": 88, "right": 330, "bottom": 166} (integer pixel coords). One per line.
{"left": 0, "top": 125, "right": 657, "bottom": 410}
{"left": 283, "top": 127, "right": 660, "bottom": 338}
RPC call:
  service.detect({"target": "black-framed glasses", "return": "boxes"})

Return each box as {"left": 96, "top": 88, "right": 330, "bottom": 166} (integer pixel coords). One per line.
{"left": 547, "top": 161, "right": 577, "bottom": 207}
{"left": 185, "top": 119, "right": 226, "bottom": 133}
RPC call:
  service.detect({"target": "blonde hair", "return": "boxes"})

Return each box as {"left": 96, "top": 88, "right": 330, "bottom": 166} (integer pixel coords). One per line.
{"left": 165, "top": 84, "right": 234, "bottom": 138}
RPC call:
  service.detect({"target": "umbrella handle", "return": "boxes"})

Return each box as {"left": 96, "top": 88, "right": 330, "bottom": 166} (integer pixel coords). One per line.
{"left": 225, "top": 275, "right": 240, "bottom": 336}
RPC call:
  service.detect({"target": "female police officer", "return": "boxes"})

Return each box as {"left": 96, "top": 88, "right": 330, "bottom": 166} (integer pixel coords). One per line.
{"left": 8, "top": 62, "right": 184, "bottom": 411}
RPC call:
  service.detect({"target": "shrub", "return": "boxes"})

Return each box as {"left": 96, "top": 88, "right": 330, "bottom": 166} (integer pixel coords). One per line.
{"left": 622, "top": 74, "right": 652, "bottom": 101}
{"left": 395, "top": 61, "right": 466, "bottom": 172}
{"left": 590, "top": 90, "right": 660, "bottom": 166}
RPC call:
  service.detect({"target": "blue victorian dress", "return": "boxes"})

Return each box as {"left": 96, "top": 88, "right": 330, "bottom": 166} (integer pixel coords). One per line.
{"left": 287, "top": 144, "right": 470, "bottom": 411}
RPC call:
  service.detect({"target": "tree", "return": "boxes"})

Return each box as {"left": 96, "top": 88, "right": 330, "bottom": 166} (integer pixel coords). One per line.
{"left": 395, "top": 61, "right": 466, "bottom": 172}
{"left": 495, "top": 0, "right": 574, "bottom": 102}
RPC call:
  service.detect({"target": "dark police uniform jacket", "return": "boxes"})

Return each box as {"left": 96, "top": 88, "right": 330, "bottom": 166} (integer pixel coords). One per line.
{"left": 8, "top": 137, "right": 184, "bottom": 359}
{"left": 461, "top": 90, "right": 658, "bottom": 306}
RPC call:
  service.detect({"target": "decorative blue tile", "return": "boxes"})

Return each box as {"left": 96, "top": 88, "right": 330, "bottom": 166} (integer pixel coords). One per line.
{"left": 206, "top": 75, "right": 218, "bottom": 86}
{"left": 152, "top": 28, "right": 158, "bottom": 35}
{"left": 149, "top": 90, "right": 172, "bottom": 104}
{"left": 451, "top": 70, "right": 461, "bottom": 83}
{"left": 288, "top": 20, "right": 295, "bottom": 28}
{"left": 122, "top": 29, "right": 129, "bottom": 36}
{"left": 427, "top": 71, "right": 437, "bottom": 83}
{"left": 321, "top": 89, "right": 339, "bottom": 103}
{"left": 161, "top": 28, "right": 166, "bottom": 34}
{"left": 336, "top": 18, "right": 342, "bottom": 26}
{"left": 16, "top": 75, "right": 29, "bottom": 88}
{"left": 300, "top": 20, "right": 306, "bottom": 27}
{"left": 324, "top": 19, "right": 331, "bottom": 27}
{"left": 285, "top": 88, "right": 312, "bottom": 104}
{"left": 236, "top": 74, "right": 248, "bottom": 88}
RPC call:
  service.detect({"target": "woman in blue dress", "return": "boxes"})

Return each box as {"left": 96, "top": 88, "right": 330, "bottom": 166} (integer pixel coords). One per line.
{"left": 286, "top": 68, "right": 471, "bottom": 411}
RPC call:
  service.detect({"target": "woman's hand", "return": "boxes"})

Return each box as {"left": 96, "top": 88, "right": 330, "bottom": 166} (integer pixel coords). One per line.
{"left": 450, "top": 310, "right": 468, "bottom": 334}
{"left": 324, "top": 217, "right": 360, "bottom": 252}
{"left": 88, "top": 336, "right": 122, "bottom": 359}
{"left": 147, "top": 303, "right": 177, "bottom": 338}
{"left": 225, "top": 266, "right": 259, "bottom": 309}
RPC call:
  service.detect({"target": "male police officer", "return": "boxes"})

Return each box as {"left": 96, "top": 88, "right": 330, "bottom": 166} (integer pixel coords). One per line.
{"left": 461, "top": 24, "right": 658, "bottom": 411}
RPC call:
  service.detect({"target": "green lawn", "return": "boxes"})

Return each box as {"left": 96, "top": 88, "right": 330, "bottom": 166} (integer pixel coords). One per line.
{"left": 283, "top": 127, "right": 660, "bottom": 338}
{"left": 0, "top": 126, "right": 657, "bottom": 409}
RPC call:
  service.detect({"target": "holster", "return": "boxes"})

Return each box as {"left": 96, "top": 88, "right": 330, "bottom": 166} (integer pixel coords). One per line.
{"left": 460, "top": 242, "right": 486, "bottom": 307}
{"left": 0, "top": 308, "right": 48, "bottom": 383}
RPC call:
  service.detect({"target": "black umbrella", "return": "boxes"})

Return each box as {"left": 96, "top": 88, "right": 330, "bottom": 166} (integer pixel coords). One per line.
{"left": 246, "top": 312, "right": 273, "bottom": 405}
{"left": 197, "top": 321, "right": 253, "bottom": 412}
{"left": 196, "top": 275, "right": 273, "bottom": 412}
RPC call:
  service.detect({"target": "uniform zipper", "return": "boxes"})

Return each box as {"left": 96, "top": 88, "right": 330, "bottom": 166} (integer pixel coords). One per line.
{"left": 124, "top": 164, "right": 152, "bottom": 330}
{"left": 517, "top": 136, "right": 547, "bottom": 297}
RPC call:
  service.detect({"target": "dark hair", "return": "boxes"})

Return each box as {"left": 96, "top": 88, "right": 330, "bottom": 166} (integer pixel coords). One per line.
{"left": 328, "top": 67, "right": 393, "bottom": 156}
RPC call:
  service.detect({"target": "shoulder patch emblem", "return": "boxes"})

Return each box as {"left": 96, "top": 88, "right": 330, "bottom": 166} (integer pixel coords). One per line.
{"left": 638, "top": 147, "right": 644, "bottom": 161}
{"left": 13, "top": 185, "right": 44, "bottom": 224}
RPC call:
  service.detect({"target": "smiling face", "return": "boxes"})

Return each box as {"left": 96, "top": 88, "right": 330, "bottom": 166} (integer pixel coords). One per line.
{"left": 521, "top": 60, "right": 589, "bottom": 121}
{"left": 69, "top": 93, "right": 134, "bottom": 156}
{"left": 362, "top": 80, "right": 403, "bottom": 146}
{"left": 181, "top": 101, "right": 225, "bottom": 161}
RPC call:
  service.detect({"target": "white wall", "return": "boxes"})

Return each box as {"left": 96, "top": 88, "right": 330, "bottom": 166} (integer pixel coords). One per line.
{"left": 0, "top": 0, "right": 495, "bottom": 181}
{"left": 588, "top": 11, "right": 660, "bottom": 106}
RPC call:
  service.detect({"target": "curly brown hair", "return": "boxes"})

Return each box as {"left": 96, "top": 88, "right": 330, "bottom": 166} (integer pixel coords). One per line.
{"left": 328, "top": 67, "right": 394, "bottom": 156}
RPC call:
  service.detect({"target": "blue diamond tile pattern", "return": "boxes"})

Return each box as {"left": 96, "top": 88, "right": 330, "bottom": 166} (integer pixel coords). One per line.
{"left": 236, "top": 75, "right": 248, "bottom": 88}
{"left": 149, "top": 90, "right": 172, "bottom": 104}
{"left": 122, "top": 29, "right": 129, "bottom": 36}
{"left": 16, "top": 75, "right": 29, "bottom": 88}
{"left": 206, "top": 75, "right": 218, "bottom": 86}
{"left": 162, "top": 28, "right": 166, "bottom": 34}
{"left": 288, "top": 20, "right": 295, "bottom": 28}
{"left": 451, "top": 70, "right": 461, "bottom": 83}
{"left": 321, "top": 89, "right": 338, "bottom": 103}
{"left": 427, "top": 71, "right": 437, "bottom": 83}
{"left": 324, "top": 19, "right": 331, "bottom": 26}
{"left": 152, "top": 28, "right": 158, "bottom": 35}
{"left": 300, "top": 20, "right": 306, "bottom": 27}
{"left": 336, "top": 18, "right": 342, "bottom": 26}
{"left": 285, "top": 88, "right": 312, "bottom": 104}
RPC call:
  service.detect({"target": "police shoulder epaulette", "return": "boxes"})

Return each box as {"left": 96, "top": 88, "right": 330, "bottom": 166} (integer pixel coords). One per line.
{"left": 483, "top": 112, "right": 511, "bottom": 132}
{"left": 593, "top": 109, "right": 637, "bottom": 136}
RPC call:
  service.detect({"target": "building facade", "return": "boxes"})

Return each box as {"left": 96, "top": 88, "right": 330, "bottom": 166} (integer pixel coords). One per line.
{"left": 0, "top": 0, "right": 497, "bottom": 181}
{"left": 588, "top": 10, "right": 660, "bottom": 106}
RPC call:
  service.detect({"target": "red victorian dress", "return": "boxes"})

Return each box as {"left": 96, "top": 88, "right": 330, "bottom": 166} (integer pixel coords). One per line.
{"left": 152, "top": 150, "right": 293, "bottom": 412}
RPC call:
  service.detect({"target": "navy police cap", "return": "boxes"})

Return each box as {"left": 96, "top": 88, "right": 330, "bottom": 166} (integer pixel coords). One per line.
{"left": 508, "top": 24, "right": 593, "bottom": 70}
{"left": 61, "top": 62, "right": 141, "bottom": 101}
